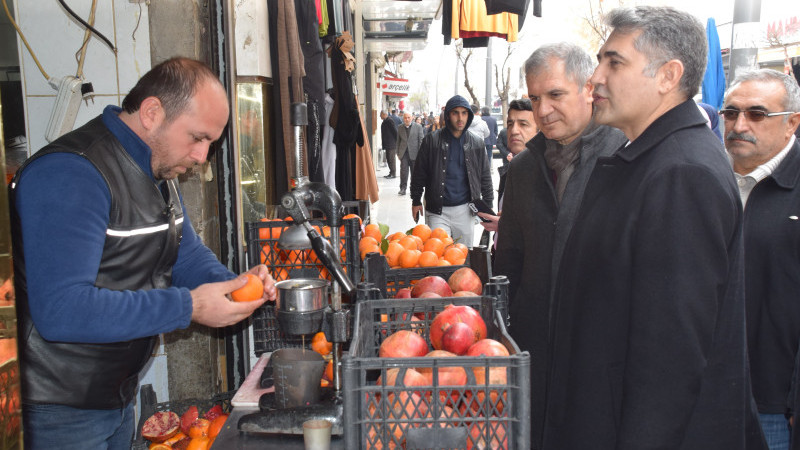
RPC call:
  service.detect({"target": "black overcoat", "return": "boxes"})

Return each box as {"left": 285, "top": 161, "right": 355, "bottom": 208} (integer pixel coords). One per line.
{"left": 542, "top": 100, "right": 766, "bottom": 449}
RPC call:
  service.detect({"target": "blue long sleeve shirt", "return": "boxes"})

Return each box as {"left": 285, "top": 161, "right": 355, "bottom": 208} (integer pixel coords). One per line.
{"left": 14, "top": 105, "right": 235, "bottom": 344}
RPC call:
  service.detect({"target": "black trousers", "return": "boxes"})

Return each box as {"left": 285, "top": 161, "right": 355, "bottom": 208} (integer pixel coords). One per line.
{"left": 400, "top": 151, "right": 415, "bottom": 190}
{"left": 385, "top": 147, "right": 397, "bottom": 175}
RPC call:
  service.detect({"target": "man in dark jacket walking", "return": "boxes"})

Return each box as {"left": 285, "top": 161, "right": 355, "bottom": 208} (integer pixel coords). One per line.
{"left": 380, "top": 110, "right": 398, "bottom": 178}
{"left": 410, "top": 95, "right": 493, "bottom": 246}
{"left": 481, "top": 106, "right": 498, "bottom": 166}
{"left": 492, "top": 43, "right": 627, "bottom": 449}
{"left": 721, "top": 69, "right": 800, "bottom": 449}
{"left": 543, "top": 6, "right": 766, "bottom": 449}
{"left": 396, "top": 112, "right": 424, "bottom": 195}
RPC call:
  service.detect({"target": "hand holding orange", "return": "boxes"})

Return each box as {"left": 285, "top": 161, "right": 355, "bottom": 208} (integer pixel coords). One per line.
{"left": 230, "top": 274, "right": 264, "bottom": 302}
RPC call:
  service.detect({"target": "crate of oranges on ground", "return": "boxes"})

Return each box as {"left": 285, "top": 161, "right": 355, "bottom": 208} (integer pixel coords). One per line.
{"left": 360, "top": 223, "right": 477, "bottom": 298}
{"left": 244, "top": 215, "right": 361, "bottom": 355}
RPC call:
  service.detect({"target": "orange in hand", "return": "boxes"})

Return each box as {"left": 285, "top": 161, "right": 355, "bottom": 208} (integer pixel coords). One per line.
{"left": 231, "top": 274, "right": 264, "bottom": 302}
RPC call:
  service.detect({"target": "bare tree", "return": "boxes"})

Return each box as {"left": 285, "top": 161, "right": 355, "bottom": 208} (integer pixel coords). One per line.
{"left": 764, "top": 20, "right": 800, "bottom": 77}
{"left": 578, "top": 0, "right": 625, "bottom": 52}
{"left": 494, "top": 44, "right": 515, "bottom": 124}
{"left": 455, "top": 40, "right": 481, "bottom": 106}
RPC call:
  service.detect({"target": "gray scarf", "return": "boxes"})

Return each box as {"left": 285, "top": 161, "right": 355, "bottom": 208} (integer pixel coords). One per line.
{"left": 543, "top": 121, "right": 598, "bottom": 202}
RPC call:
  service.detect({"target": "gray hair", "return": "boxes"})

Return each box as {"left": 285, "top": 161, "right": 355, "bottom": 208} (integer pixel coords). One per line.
{"left": 726, "top": 69, "right": 800, "bottom": 113}
{"left": 605, "top": 6, "right": 707, "bottom": 99}
{"left": 523, "top": 42, "right": 595, "bottom": 89}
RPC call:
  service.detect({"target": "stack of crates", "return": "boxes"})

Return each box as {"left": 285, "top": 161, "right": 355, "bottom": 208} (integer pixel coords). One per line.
{"left": 244, "top": 217, "right": 361, "bottom": 354}
{"left": 342, "top": 295, "right": 530, "bottom": 449}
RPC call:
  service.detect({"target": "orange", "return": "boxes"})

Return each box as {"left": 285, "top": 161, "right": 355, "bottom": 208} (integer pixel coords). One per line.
{"left": 388, "top": 231, "right": 407, "bottom": 242}
{"left": 230, "top": 274, "right": 263, "bottom": 302}
{"left": 451, "top": 242, "right": 469, "bottom": 257}
{"left": 324, "top": 359, "right": 334, "bottom": 381}
{"left": 311, "top": 332, "right": 333, "bottom": 356}
{"left": 272, "top": 267, "right": 290, "bottom": 281}
{"left": 359, "top": 236, "right": 379, "bottom": 252}
{"left": 360, "top": 242, "right": 381, "bottom": 260}
{"left": 398, "top": 236, "right": 419, "bottom": 251}
{"left": 442, "top": 236, "right": 454, "bottom": 247}
{"left": 422, "top": 237, "right": 446, "bottom": 257}
{"left": 438, "top": 259, "right": 451, "bottom": 266}
{"left": 410, "top": 235, "right": 424, "bottom": 251}
{"left": 430, "top": 227, "right": 449, "bottom": 241}
{"left": 418, "top": 251, "right": 439, "bottom": 267}
{"left": 443, "top": 247, "right": 467, "bottom": 265}
{"left": 398, "top": 249, "right": 421, "bottom": 268}
{"left": 149, "top": 444, "right": 171, "bottom": 450}
{"left": 163, "top": 432, "right": 187, "bottom": 446}
{"left": 411, "top": 224, "right": 432, "bottom": 241}
{"left": 188, "top": 418, "right": 210, "bottom": 438}
{"left": 364, "top": 223, "right": 383, "bottom": 242}
{"left": 208, "top": 414, "right": 228, "bottom": 439}
{"left": 186, "top": 437, "right": 211, "bottom": 450}
{"left": 384, "top": 242, "right": 405, "bottom": 267}
{"left": 342, "top": 213, "right": 363, "bottom": 227}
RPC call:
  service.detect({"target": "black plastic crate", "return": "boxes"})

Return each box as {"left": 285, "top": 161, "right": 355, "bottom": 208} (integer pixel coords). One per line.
{"left": 245, "top": 217, "right": 360, "bottom": 354}
{"left": 132, "top": 384, "right": 233, "bottom": 450}
{"left": 342, "top": 296, "right": 530, "bottom": 449}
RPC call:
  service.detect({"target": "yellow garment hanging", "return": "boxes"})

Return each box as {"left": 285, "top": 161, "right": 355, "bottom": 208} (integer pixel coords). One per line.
{"left": 451, "top": 0, "right": 518, "bottom": 43}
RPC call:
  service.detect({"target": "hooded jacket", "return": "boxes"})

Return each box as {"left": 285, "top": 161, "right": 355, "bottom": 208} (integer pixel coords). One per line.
{"left": 410, "top": 95, "right": 493, "bottom": 215}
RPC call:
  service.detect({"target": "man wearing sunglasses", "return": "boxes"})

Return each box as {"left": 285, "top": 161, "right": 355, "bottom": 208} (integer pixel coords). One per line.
{"left": 722, "top": 69, "right": 800, "bottom": 449}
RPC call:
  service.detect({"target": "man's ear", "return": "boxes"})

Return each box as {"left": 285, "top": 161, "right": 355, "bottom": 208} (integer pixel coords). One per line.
{"left": 139, "top": 96, "right": 165, "bottom": 131}
{"left": 786, "top": 112, "right": 800, "bottom": 139}
{"left": 658, "top": 60, "right": 684, "bottom": 95}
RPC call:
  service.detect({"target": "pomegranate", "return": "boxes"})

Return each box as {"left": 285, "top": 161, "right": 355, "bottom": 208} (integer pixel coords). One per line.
{"left": 411, "top": 276, "right": 453, "bottom": 298}
{"left": 466, "top": 339, "right": 510, "bottom": 414}
{"left": 430, "top": 305, "right": 487, "bottom": 351}
{"left": 395, "top": 288, "right": 412, "bottom": 298}
{"left": 448, "top": 267, "right": 483, "bottom": 295}
{"left": 417, "top": 350, "right": 468, "bottom": 406}
{"left": 468, "top": 421, "right": 508, "bottom": 449}
{"left": 377, "top": 367, "right": 429, "bottom": 389}
{"left": 442, "top": 322, "right": 475, "bottom": 355}
{"left": 453, "top": 291, "right": 477, "bottom": 297}
{"left": 379, "top": 330, "right": 429, "bottom": 358}
{"left": 419, "top": 292, "right": 441, "bottom": 298}
{"left": 367, "top": 392, "right": 429, "bottom": 448}
{"left": 141, "top": 411, "right": 180, "bottom": 443}
{"left": 203, "top": 404, "right": 224, "bottom": 421}
{"left": 179, "top": 405, "right": 199, "bottom": 435}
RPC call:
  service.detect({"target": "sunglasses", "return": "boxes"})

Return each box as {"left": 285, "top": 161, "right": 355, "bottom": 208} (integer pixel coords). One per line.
{"left": 719, "top": 108, "right": 795, "bottom": 122}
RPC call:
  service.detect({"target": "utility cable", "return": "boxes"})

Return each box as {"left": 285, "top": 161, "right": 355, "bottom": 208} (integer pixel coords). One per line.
{"left": 57, "top": 0, "right": 117, "bottom": 54}
{"left": 75, "top": 0, "right": 98, "bottom": 78}
{"left": 1, "top": 0, "right": 50, "bottom": 80}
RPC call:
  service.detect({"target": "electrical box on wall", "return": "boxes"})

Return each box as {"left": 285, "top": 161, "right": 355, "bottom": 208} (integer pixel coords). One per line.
{"left": 45, "top": 76, "right": 83, "bottom": 143}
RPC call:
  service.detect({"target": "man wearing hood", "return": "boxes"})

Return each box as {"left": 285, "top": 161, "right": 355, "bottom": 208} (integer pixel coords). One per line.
{"left": 410, "top": 95, "right": 493, "bottom": 246}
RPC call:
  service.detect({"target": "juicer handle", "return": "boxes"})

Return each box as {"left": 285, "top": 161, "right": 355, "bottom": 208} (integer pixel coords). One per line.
{"left": 308, "top": 229, "right": 355, "bottom": 296}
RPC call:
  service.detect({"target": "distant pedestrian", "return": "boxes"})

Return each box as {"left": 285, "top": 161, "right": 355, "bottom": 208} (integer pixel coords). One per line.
{"left": 396, "top": 112, "right": 424, "bottom": 195}
{"left": 380, "top": 110, "right": 398, "bottom": 178}
{"left": 481, "top": 106, "right": 498, "bottom": 166}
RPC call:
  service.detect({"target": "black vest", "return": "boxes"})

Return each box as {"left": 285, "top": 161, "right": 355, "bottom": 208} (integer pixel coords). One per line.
{"left": 10, "top": 116, "right": 183, "bottom": 409}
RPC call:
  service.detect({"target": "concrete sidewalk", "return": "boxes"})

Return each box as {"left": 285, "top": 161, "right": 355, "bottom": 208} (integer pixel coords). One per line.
{"left": 366, "top": 157, "right": 501, "bottom": 248}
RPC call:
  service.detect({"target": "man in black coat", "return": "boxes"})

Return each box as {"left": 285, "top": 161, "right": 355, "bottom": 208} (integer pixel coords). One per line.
{"left": 380, "top": 110, "right": 398, "bottom": 178}
{"left": 481, "top": 106, "right": 498, "bottom": 166}
{"left": 543, "top": 6, "right": 766, "bottom": 449}
{"left": 721, "top": 69, "right": 800, "bottom": 449}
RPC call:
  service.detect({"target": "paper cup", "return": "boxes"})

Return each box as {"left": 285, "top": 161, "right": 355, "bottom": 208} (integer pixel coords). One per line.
{"left": 303, "top": 419, "right": 332, "bottom": 450}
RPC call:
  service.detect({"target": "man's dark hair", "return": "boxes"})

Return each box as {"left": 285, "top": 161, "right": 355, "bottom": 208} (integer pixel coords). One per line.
{"left": 508, "top": 98, "right": 533, "bottom": 113}
{"left": 471, "top": 104, "right": 481, "bottom": 114}
{"left": 481, "top": 106, "right": 491, "bottom": 116}
{"left": 122, "top": 57, "right": 221, "bottom": 122}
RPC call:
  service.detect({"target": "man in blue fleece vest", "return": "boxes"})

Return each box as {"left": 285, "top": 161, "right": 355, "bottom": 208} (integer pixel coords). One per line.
{"left": 10, "top": 57, "right": 277, "bottom": 450}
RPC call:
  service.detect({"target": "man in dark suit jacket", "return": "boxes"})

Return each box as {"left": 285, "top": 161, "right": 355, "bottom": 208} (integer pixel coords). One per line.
{"left": 396, "top": 112, "right": 424, "bottom": 195}
{"left": 543, "top": 6, "right": 766, "bottom": 449}
{"left": 721, "top": 69, "right": 800, "bottom": 449}
{"left": 481, "top": 106, "right": 498, "bottom": 166}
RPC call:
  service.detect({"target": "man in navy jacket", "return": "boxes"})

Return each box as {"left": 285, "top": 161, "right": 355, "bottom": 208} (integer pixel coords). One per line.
{"left": 723, "top": 69, "right": 800, "bottom": 449}
{"left": 11, "top": 58, "right": 277, "bottom": 449}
